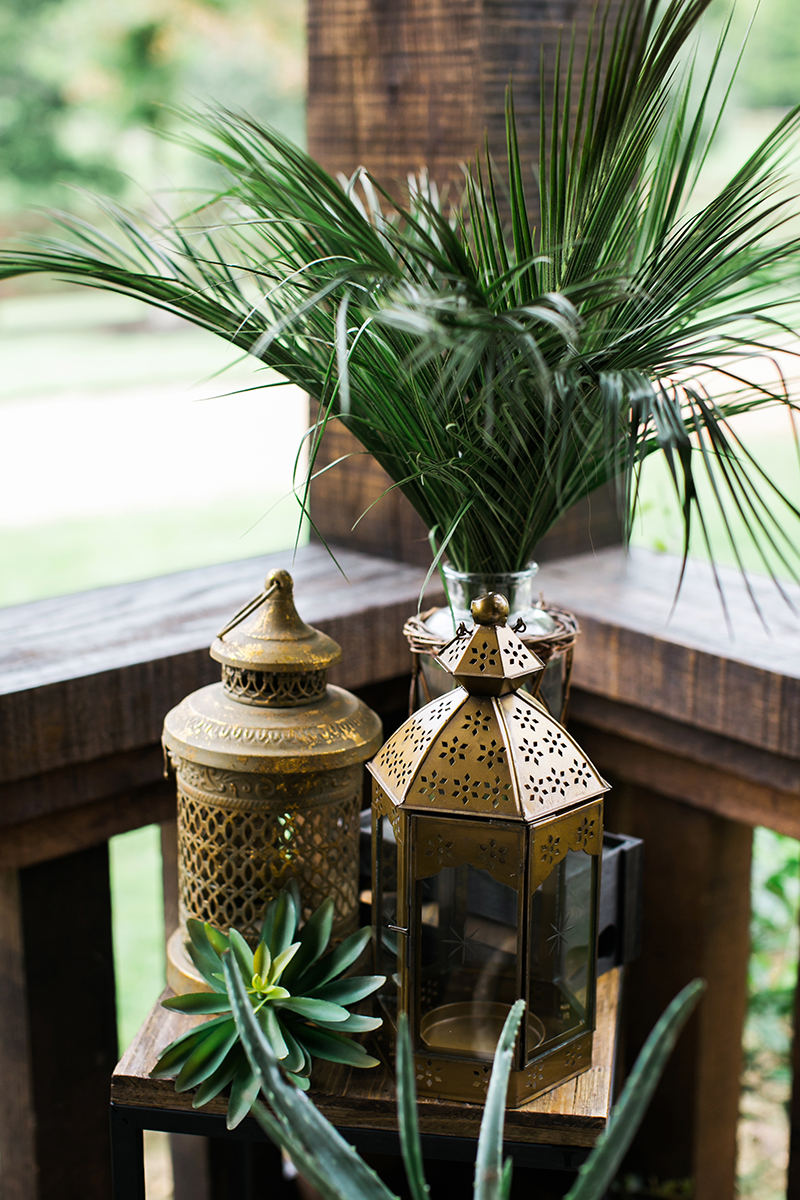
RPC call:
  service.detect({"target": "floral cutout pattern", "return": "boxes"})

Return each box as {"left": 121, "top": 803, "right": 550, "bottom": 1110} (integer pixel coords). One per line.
{"left": 371, "top": 689, "right": 463, "bottom": 795}
{"left": 416, "top": 1059, "right": 444, "bottom": 1089}
{"left": 575, "top": 815, "right": 597, "bottom": 848}
{"left": 423, "top": 831, "right": 456, "bottom": 868}
{"left": 540, "top": 832, "right": 562, "bottom": 865}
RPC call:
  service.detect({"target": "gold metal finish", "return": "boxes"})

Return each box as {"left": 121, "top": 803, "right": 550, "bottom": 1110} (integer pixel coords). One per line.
{"left": 164, "top": 570, "right": 382, "bottom": 990}
{"left": 210, "top": 568, "right": 342, "bottom": 689}
{"left": 420, "top": 1002, "right": 546, "bottom": 1056}
{"left": 404, "top": 602, "right": 580, "bottom": 723}
{"left": 370, "top": 593, "right": 607, "bottom": 1107}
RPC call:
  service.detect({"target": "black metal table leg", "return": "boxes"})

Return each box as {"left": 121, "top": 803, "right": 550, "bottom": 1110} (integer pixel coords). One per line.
{"left": 110, "top": 1104, "right": 146, "bottom": 1200}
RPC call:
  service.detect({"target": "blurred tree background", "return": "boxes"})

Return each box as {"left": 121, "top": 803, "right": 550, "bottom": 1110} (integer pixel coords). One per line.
{"left": 0, "top": 0, "right": 304, "bottom": 224}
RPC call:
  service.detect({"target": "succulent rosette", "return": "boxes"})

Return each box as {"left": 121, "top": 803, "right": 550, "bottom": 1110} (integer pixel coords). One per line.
{"left": 151, "top": 887, "right": 384, "bottom": 1128}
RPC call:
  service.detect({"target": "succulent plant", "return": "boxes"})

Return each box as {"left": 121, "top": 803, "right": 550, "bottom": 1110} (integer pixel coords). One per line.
{"left": 150, "top": 886, "right": 384, "bottom": 1128}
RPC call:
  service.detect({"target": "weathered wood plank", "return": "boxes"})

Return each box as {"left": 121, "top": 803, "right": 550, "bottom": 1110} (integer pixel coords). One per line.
{"left": 113, "top": 970, "right": 620, "bottom": 1149}
{"left": 0, "top": 780, "right": 175, "bottom": 870}
{"left": 569, "top": 690, "right": 800, "bottom": 796}
{"left": 0, "top": 869, "right": 37, "bottom": 1200}
{"left": 572, "top": 720, "right": 800, "bottom": 839}
{"left": 0, "top": 744, "right": 165, "bottom": 828}
{"left": 307, "top": 0, "right": 624, "bottom": 201}
{"left": 604, "top": 786, "right": 751, "bottom": 1200}
{"left": 0, "top": 846, "right": 119, "bottom": 1200}
{"left": 538, "top": 547, "right": 800, "bottom": 759}
{"left": 0, "top": 544, "right": 441, "bottom": 785}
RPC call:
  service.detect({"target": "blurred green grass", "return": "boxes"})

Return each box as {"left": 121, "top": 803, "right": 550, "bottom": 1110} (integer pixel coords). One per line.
{"left": 109, "top": 825, "right": 165, "bottom": 1051}
{"left": 0, "top": 286, "right": 306, "bottom": 607}
{"left": 0, "top": 499, "right": 302, "bottom": 607}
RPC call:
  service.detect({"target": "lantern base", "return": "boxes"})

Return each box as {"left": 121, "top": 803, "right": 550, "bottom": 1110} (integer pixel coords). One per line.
{"left": 166, "top": 928, "right": 214, "bottom": 996}
{"left": 420, "top": 1001, "right": 546, "bottom": 1058}
{"left": 411, "top": 1029, "right": 594, "bottom": 1107}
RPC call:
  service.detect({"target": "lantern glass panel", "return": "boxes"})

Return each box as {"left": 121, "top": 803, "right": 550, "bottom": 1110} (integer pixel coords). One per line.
{"left": 416, "top": 862, "right": 519, "bottom": 1061}
{"left": 373, "top": 812, "right": 400, "bottom": 1021}
{"left": 528, "top": 848, "right": 597, "bottom": 1060}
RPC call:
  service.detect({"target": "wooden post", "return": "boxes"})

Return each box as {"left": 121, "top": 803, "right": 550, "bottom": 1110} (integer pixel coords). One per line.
{"left": 787, "top": 915, "right": 800, "bottom": 1199}
{"left": 605, "top": 784, "right": 752, "bottom": 1199}
{"left": 305, "top": 0, "right": 623, "bottom": 565}
{"left": 0, "top": 846, "right": 118, "bottom": 1200}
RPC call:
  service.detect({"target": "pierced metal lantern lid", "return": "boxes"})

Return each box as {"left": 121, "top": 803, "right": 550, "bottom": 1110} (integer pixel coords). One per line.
{"left": 210, "top": 569, "right": 342, "bottom": 681}
{"left": 368, "top": 593, "right": 608, "bottom": 822}
{"left": 163, "top": 569, "right": 382, "bottom": 773}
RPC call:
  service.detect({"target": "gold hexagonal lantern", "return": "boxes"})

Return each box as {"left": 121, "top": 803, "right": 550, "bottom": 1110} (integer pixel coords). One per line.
{"left": 164, "top": 568, "right": 383, "bottom": 994}
{"left": 368, "top": 594, "right": 609, "bottom": 1106}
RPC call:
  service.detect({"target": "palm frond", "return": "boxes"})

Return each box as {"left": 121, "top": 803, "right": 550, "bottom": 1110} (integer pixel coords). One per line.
{"left": 3, "top": 0, "right": 800, "bottom": 587}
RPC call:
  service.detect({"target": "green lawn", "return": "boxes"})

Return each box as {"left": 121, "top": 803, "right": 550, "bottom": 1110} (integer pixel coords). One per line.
{"left": 0, "top": 286, "right": 307, "bottom": 608}
{"left": 631, "top": 419, "right": 800, "bottom": 581}
{"left": 109, "top": 826, "right": 166, "bottom": 1052}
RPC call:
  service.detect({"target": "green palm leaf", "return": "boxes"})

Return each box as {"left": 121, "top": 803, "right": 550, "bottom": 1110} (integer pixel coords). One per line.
{"left": 2, "top": 0, "right": 799, "bottom": 597}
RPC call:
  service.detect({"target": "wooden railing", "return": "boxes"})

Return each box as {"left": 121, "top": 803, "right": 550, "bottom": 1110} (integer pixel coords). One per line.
{"left": 1, "top": 542, "right": 799, "bottom": 1200}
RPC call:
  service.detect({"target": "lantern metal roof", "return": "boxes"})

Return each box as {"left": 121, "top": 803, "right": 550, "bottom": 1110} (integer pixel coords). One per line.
{"left": 164, "top": 568, "right": 382, "bottom": 773}
{"left": 368, "top": 593, "right": 608, "bottom": 822}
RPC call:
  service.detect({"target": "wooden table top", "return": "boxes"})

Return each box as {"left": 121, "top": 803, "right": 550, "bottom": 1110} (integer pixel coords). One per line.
{"left": 112, "top": 968, "right": 621, "bottom": 1150}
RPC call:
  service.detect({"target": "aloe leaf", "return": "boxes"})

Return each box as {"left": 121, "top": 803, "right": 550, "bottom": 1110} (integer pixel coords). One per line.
{"left": 474, "top": 1000, "right": 525, "bottom": 1200}
{"left": 261, "top": 900, "right": 277, "bottom": 948}
{"left": 276, "top": 1020, "right": 307, "bottom": 1075}
{"left": 312, "top": 1013, "right": 383, "bottom": 1034}
{"left": 205, "top": 923, "right": 230, "bottom": 956}
{"left": 186, "top": 944, "right": 226, "bottom": 992}
{"left": 258, "top": 1003, "right": 289, "bottom": 1060}
{"left": 565, "top": 980, "right": 705, "bottom": 1200}
{"left": 279, "top": 997, "right": 350, "bottom": 1022}
{"left": 254, "top": 941, "right": 270, "bottom": 980}
{"left": 299, "top": 1025, "right": 381, "bottom": 1068}
{"left": 396, "top": 1014, "right": 430, "bottom": 1200}
{"left": 187, "top": 918, "right": 219, "bottom": 958}
{"left": 175, "top": 1019, "right": 239, "bottom": 1092}
{"left": 271, "top": 891, "right": 299, "bottom": 956}
{"left": 150, "top": 1016, "right": 231, "bottom": 1078}
{"left": 310, "top": 976, "right": 385, "bottom": 1005}
{"left": 270, "top": 941, "right": 301, "bottom": 984}
{"left": 226, "top": 1062, "right": 262, "bottom": 1130}
{"left": 185, "top": 922, "right": 226, "bottom": 988}
{"left": 224, "top": 955, "right": 397, "bottom": 1200}
{"left": 281, "top": 897, "right": 335, "bottom": 988}
{"left": 498, "top": 1158, "right": 513, "bottom": 1200}
{"left": 228, "top": 927, "right": 255, "bottom": 984}
{"left": 294, "top": 926, "right": 372, "bottom": 992}
{"left": 162, "top": 993, "right": 232, "bottom": 1015}
{"left": 251, "top": 1099, "right": 364, "bottom": 1200}
{"left": 193, "top": 1047, "right": 243, "bottom": 1108}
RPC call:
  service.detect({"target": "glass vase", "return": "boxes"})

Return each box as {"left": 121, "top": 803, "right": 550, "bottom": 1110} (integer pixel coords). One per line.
{"left": 412, "top": 563, "right": 575, "bottom": 721}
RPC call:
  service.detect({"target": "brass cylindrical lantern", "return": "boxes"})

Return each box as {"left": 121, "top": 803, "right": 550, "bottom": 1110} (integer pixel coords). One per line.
{"left": 164, "top": 569, "right": 382, "bottom": 994}
{"left": 369, "top": 594, "right": 609, "bottom": 1106}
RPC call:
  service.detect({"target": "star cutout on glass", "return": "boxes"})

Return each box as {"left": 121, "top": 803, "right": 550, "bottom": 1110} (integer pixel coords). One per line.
{"left": 547, "top": 912, "right": 574, "bottom": 955}
{"left": 443, "top": 923, "right": 481, "bottom": 963}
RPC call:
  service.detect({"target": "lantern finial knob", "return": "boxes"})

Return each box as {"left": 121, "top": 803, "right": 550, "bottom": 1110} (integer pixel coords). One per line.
{"left": 470, "top": 593, "right": 509, "bottom": 626}
{"left": 435, "top": 591, "right": 545, "bottom": 696}
{"left": 209, "top": 568, "right": 342, "bottom": 704}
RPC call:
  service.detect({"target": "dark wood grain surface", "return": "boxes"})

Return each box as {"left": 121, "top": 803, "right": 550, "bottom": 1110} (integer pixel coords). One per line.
{"left": 3, "top": 544, "right": 800, "bottom": 807}
{"left": 0, "top": 544, "right": 443, "bottom": 786}
{"left": 113, "top": 968, "right": 620, "bottom": 1149}
{"left": 538, "top": 547, "right": 800, "bottom": 758}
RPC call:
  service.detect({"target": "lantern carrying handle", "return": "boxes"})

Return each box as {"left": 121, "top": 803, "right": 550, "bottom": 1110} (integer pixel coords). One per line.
{"left": 216, "top": 580, "right": 279, "bottom": 641}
